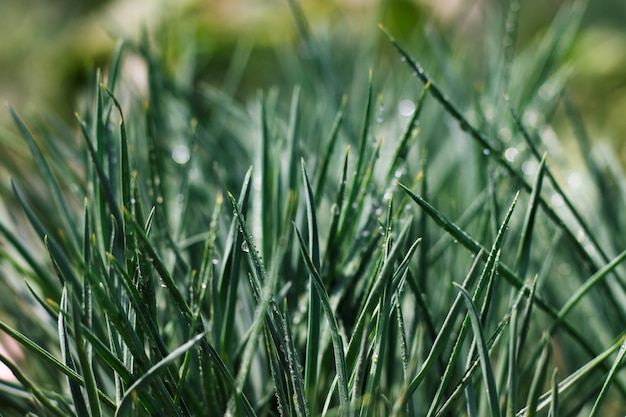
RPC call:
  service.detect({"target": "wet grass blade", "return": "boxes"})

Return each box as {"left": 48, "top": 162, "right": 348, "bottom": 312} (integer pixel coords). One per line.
{"left": 115, "top": 332, "right": 207, "bottom": 417}
{"left": 302, "top": 160, "right": 322, "bottom": 413}
{"left": 294, "top": 225, "right": 349, "bottom": 413}
{"left": 454, "top": 283, "right": 502, "bottom": 417}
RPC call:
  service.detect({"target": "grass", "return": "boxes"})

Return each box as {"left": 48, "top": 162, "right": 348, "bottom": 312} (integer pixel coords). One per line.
{"left": 0, "top": 0, "right": 625, "bottom": 416}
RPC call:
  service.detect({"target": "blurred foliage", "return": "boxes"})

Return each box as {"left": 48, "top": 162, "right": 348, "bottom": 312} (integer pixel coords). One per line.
{"left": 1, "top": 0, "right": 625, "bottom": 153}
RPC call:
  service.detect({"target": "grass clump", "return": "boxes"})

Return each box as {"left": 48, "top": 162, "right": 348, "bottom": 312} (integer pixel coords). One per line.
{"left": 0, "top": 1, "right": 625, "bottom": 416}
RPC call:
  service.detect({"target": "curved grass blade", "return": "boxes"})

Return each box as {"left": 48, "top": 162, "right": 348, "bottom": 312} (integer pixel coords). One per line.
{"left": 294, "top": 225, "right": 349, "bottom": 414}
{"left": 115, "top": 332, "right": 207, "bottom": 417}
{"left": 453, "top": 283, "right": 502, "bottom": 417}
{"left": 302, "top": 160, "right": 322, "bottom": 413}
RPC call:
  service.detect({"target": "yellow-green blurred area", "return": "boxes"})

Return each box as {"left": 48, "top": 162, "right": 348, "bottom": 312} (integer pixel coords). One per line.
{"left": 1, "top": 0, "right": 625, "bottom": 155}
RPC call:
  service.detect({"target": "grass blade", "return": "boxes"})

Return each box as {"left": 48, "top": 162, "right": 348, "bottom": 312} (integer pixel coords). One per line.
{"left": 294, "top": 225, "right": 349, "bottom": 414}
{"left": 115, "top": 332, "right": 207, "bottom": 417}
{"left": 588, "top": 337, "right": 626, "bottom": 417}
{"left": 453, "top": 283, "right": 502, "bottom": 417}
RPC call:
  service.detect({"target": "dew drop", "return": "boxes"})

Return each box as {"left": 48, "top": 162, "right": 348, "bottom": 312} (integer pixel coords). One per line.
{"left": 394, "top": 168, "right": 406, "bottom": 178}
{"left": 504, "top": 147, "right": 519, "bottom": 162}
{"left": 400, "top": 56, "right": 407, "bottom": 62}
{"left": 398, "top": 99, "right": 416, "bottom": 117}
{"left": 172, "top": 145, "right": 190, "bottom": 164}
{"left": 241, "top": 241, "right": 250, "bottom": 253}
{"left": 482, "top": 148, "right": 491, "bottom": 156}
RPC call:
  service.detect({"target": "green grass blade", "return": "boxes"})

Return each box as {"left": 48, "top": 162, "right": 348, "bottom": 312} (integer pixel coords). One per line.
{"left": 549, "top": 368, "right": 559, "bottom": 417}
{"left": 506, "top": 302, "right": 519, "bottom": 417}
{"left": 302, "top": 160, "right": 322, "bottom": 413}
{"left": 397, "top": 181, "right": 607, "bottom": 360}
{"left": 58, "top": 286, "right": 90, "bottom": 417}
{"left": 454, "top": 283, "right": 502, "bottom": 417}
{"left": 8, "top": 105, "right": 80, "bottom": 246}
{"left": 0, "top": 351, "right": 67, "bottom": 417}
{"left": 294, "top": 225, "right": 349, "bottom": 413}
{"left": 219, "top": 167, "right": 253, "bottom": 355}
{"left": 315, "top": 95, "right": 347, "bottom": 197}
{"left": 11, "top": 181, "right": 82, "bottom": 290}
{"left": 522, "top": 335, "right": 623, "bottom": 415}
{"left": 525, "top": 337, "right": 552, "bottom": 417}
{"left": 515, "top": 155, "right": 546, "bottom": 279}
{"left": 264, "top": 326, "right": 291, "bottom": 417}
{"left": 588, "top": 337, "right": 626, "bottom": 417}
{"left": 115, "top": 332, "right": 207, "bottom": 417}
{"left": 554, "top": 246, "right": 626, "bottom": 327}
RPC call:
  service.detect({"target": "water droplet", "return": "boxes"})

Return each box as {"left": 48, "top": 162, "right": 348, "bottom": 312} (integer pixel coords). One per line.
{"left": 398, "top": 99, "right": 416, "bottom": 117}
{"left": 522, "top": 160, "right": 537, "bottom": 176}
{"left": 482, "top": 148, "right": 491, "bottom": 156}
{"left": 394, "top": 168, "right": 406, "bottom": 178}
{"left": 241, "top": 241, "right": 249, "bottom": 252}
{"left": 400, "top": 56, "right": 407, "bottom": 62}
{"left": 550, "top": 194, "right": 564, "bottom": 207}
{"left": 567, "top": 172, "right": 583, "bottom": 190}
{"left": 376, "top": 116, "right": 383, "bottom": 124}
{"left": 211, "top": 257, "right": 220, "bottom": 265}
{"left": 172, "top": 145, "right": 190, "bottom": 164}
{"left": 504, "top": 147, "right": 519, "bottom": 162}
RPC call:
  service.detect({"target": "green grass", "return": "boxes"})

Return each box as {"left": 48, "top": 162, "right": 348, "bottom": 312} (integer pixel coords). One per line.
{"left": 0, "top": 0, "right": 625, "bottom": 416}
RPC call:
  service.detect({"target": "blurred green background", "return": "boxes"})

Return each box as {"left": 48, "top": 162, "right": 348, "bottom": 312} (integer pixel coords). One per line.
{"left": 0, "top": 0, "right": 625, "bottom": 156}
